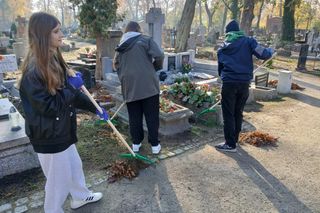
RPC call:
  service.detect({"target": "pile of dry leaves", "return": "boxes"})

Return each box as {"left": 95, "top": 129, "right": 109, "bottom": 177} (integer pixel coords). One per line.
{"left": 106, "top": 159, "right": 151, "bottom": 183}
{"left": 239, "top": 131, "right": 278, "bottom": 147}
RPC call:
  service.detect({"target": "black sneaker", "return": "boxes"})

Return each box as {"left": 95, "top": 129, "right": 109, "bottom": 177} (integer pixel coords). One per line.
{"left": 215, "top": 143, "right": 237, "bottom": 153}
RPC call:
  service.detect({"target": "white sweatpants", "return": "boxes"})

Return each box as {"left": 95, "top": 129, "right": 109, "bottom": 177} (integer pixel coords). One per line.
{"left": 38, "top": 144, "right": 90, "bottom": 213}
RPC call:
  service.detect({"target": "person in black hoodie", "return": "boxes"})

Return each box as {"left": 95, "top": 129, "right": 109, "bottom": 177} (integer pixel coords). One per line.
{"left": 18, "top": 12, "right": 107, "bottom": 212}
{"left": 215, "top": 20, "right": 274, "bottom": 152}
{"left": 113, "top": 21, "right": 164, "bottom": 154}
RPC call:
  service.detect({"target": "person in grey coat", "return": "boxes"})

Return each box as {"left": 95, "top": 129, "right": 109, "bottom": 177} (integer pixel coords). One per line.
{"left": 113, "top": 21, "right": 164, "bottom": 154}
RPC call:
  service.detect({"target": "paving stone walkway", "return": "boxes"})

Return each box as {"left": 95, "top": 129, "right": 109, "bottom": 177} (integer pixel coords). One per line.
{"left": 0, "top": 134, "right": 223, "bottom": 213}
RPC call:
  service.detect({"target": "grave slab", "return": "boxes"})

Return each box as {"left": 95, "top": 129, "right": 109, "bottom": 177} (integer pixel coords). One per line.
{"left": 0, "top": 98, "right": 39, "bottom": 178}
{"left": 111, "top": 94, "right": 193, "bottom": 136}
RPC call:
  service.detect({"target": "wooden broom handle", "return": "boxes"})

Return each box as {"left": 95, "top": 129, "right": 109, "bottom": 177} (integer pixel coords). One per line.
{"left": 111, "top": 102, "right": 126, "bottom": 120}
{"left": 80, "top": 86, "right": 136, "bottom": 156}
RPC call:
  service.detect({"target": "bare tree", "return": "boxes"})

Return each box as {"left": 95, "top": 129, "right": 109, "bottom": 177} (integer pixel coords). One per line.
{"left": 204, "top": 0, "right": 220, "bottom": 32}
{"left": 256, "top": 0, "right": 265, "bottom": 29}
{"left": 240, "top": 0, "right": 255, "bottom": 35}
{"left": 220, "top": 3, "right": 228, "bottom": 35}
{"left": 58, "top": 0, "right": 66, "bottom": 27}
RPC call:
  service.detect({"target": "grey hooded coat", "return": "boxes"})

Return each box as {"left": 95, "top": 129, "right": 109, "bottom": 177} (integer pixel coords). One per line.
{"left": 114, "top": 35, "right": 164, "bottom": 102}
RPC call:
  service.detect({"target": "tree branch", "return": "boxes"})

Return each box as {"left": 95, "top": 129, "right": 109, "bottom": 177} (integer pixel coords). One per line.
{"left": 221, "top": 0, "right": 232, "bottom": 11}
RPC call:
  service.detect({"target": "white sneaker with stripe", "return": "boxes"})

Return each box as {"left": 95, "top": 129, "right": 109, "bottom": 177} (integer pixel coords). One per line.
{"left": 70, "top": 192, "right": 103, "bottom": 209}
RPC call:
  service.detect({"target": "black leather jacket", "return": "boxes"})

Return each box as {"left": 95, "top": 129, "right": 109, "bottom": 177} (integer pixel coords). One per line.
{"left": 19, "top": 68, "right": 96, "bottom": 153}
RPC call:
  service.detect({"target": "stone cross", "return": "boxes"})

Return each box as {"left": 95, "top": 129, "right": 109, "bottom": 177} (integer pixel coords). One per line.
{"left": 146, "top": 8, "right": 165, "bottom": 49}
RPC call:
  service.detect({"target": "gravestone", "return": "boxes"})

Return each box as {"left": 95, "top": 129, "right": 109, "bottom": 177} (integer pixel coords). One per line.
{"left": 296, "top": 44, "right": 309, "bottom": 71}
{"left": 162, "top": 27, "right": 171, "bottom": 48}
{"left": 0, "top": 98, "right": 39, "bottom": 178}
{"left": 13, "top": 42, "right": 27, "bottom": 59}
{"left": 188, "top": 49, "right": 195, "bottom": 64}
{"left": 0, "top": 37, "right": 9, "bottom": 47}
{"left": 105, "top": 30, "right": 123, "bottom": 58}
{"left": 187, "top": 32, "right": 196, "bottom": 50}
{"left": 177, "top": 52, "right": 191, "bottom": 70}
{"left": 146, "top": 8, "right": 165, "bottom": 49}
{"left": 277, "top": 70, "right": 292, "bottom": 94}
{"left": 197, "top": 25, "right": 206, "bottom": 46}
{"left": 102, "top": 57, "right": 113, "bottom": 78}
{"left": 0, "top": 54, "right": 18, "bottom": 85}
{"left": 207, "top": 29, "right": 217, "bottom": 44}
{"left": 170, "top": 28, "right": 177, "bottom": 48}
{"left": 163, "top": 53, "right": 179, "bottom": 72}
{"left": 266, "top": 16, "right": 282, "bottom": 35}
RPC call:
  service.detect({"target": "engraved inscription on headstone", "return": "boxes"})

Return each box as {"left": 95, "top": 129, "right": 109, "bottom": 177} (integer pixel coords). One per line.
{"left": 0, "top": 54, "right": 18, "bottom": 73}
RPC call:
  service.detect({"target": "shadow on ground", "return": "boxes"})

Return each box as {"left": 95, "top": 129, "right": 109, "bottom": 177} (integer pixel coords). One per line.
{"left": 286, "top": 91, "right": 320, "bottom": 107}
{"left": 225, "top": 147, "right": 312, "bottom": 213}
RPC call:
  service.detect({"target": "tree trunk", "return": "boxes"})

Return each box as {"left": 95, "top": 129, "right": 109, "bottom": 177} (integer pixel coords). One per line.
{"left": 240, "top": 0, "right": 255, "bottom": 35}
{"left": 231, "top": 0, "right": 239, "bottom": 20}
{"left": 175, "top": 0, "right": 197, "bottom": 52}
{"left": 95, "top": 35, "right": 108, "bottom": 80}
{"left": 204, "top": 1, "right": 216, "bottom": 33}
{"left": 256, "top": 0, "right": 264, "bottom": 29}
{"left": 198, "top": 0, "right": 202, "bottom": 26}
{"left": 164, "top": 0, "right": 169, "bottom": 17}
{"left": 135, "top": 0, "right": 140, "bottom": 20}
{"left": 281, "top": 0, "right": 296, "bottom": 41}
{"left": 221, "top": 4, "right": 228, "bottom": 35}
{"left": 126, "top": 0, "right": 135, "bottom": 19}
{"left": 59, "top": 0, "right": 65, "bottom": 27}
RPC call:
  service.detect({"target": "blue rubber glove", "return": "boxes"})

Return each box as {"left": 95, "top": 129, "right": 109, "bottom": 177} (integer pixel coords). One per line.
{"left": 267, "top": 48, "right": 275, "bottom": 55}
{"left": 96, "top": 107, "right": 108, "bottom": 121}
{"left": 68, "top": 72, "right": 83, "bottom": 89}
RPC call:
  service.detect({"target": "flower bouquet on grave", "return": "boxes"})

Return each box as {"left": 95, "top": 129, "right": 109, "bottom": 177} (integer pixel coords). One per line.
{"left": 159, "top": 97, "right": 179, "bottom": 113}
{"left": 181, "top": 62, "right": 192, "bottom": 74}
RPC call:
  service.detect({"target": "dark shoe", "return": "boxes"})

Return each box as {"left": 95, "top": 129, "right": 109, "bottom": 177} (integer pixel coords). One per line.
{"left": 215, "top": 143, "right": 237, "bottom": 153}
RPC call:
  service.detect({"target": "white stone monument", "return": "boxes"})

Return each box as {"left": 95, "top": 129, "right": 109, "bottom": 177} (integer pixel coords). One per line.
{"left": 146, "top": 8, "right": 165, "bottom": 49}
{"left": 277, "top": 70, "right": 292, "bottom": 94}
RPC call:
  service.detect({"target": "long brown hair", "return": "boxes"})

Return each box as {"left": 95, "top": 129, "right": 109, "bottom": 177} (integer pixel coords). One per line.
{"left": 20, "top": 12, "right": 67, "bottom": 95}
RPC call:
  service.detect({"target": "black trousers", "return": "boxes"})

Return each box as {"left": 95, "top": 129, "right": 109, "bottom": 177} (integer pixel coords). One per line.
{"left": 126, "top": 94, "right": 160, "bottom": 146}
{"left": 221, "top": 82, "right": 249, "bottom": 148}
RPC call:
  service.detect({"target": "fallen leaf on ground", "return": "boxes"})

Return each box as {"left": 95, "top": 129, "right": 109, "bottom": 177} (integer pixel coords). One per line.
{"left": 239, "top": 131, "right": 278, "bottom": 147}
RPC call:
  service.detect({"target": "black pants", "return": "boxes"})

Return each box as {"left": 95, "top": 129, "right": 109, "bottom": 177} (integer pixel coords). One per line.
{"left": 126, "top": 94, "right": 159, "bottom": 146}
{"left": 221, "top": 83, "right": 249, "bottom": 148}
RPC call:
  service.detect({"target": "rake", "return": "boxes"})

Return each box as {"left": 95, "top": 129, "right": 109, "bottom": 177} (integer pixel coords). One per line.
{"left": 81, "top": 86, "right": 155, "bottom": 164}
